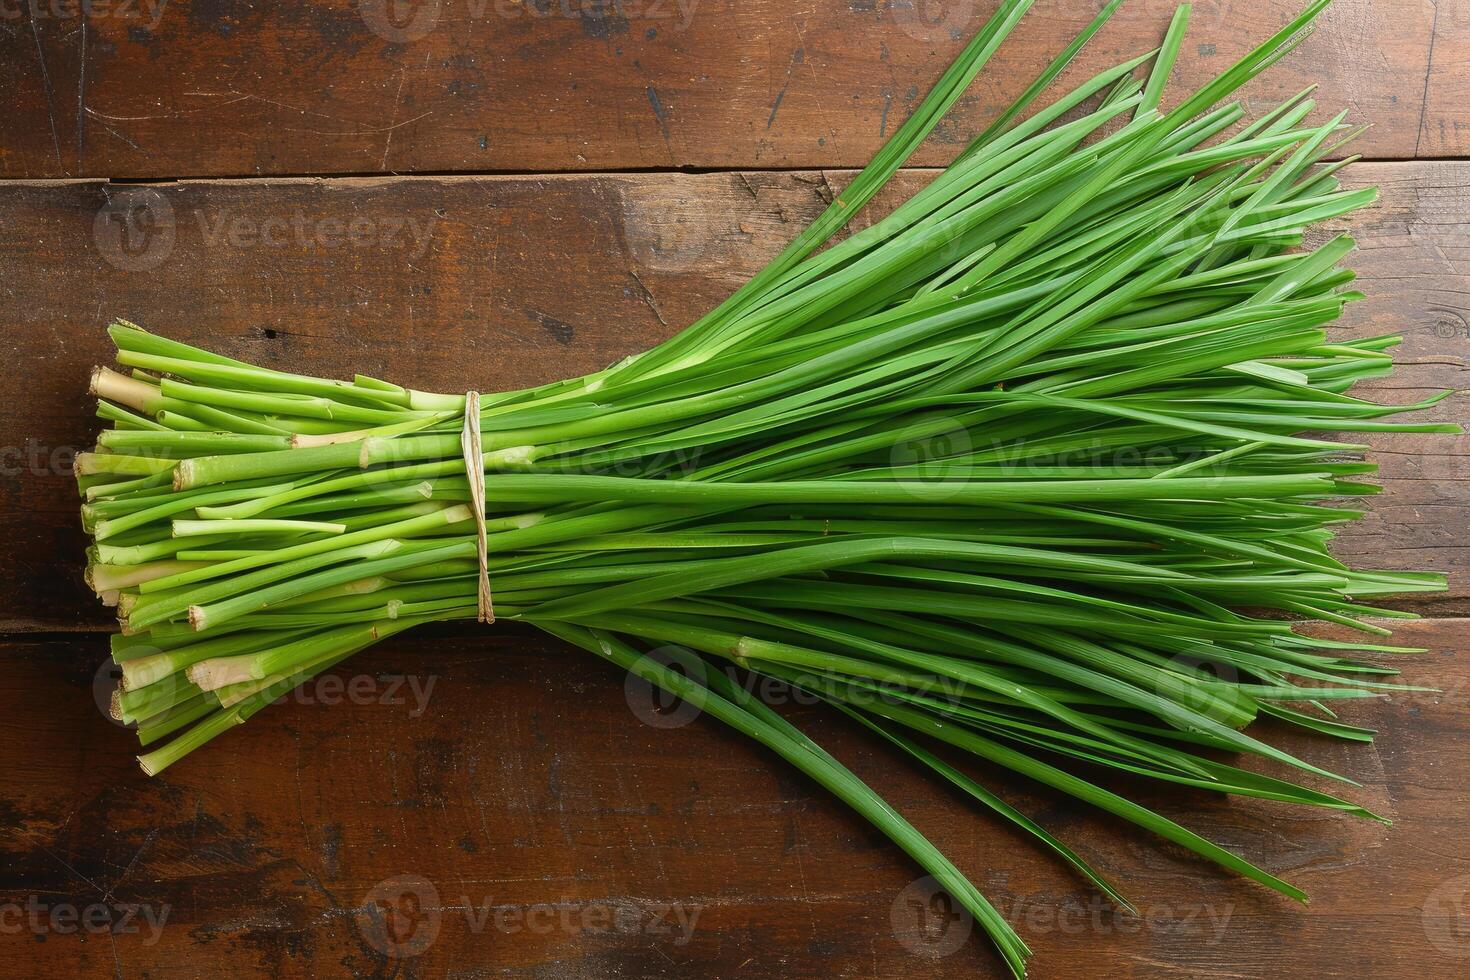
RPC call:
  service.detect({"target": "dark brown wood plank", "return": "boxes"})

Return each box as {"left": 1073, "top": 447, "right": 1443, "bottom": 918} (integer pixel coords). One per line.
{"left": 0, "top": 161, "right": 1464, "bottom": 631}
{"left": 2, "top": 617, "right": 1467, "bottom": 976}
{"left": 1416, "top": 0, "right": 1470, "bottom": 158}
{"left": 0, "top": 0, "right": 1462, "bottom": 179}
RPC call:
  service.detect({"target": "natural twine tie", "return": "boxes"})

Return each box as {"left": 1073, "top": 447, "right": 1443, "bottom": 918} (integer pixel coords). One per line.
{"left": 459, "top": 391, "right": 494, "bottom": 623}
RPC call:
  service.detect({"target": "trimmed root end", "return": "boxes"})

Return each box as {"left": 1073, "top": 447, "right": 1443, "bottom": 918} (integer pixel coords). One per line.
{"left": 187, "top": 605, "right": 207, "bottom": 631}
{"left": 120, "top": 655, "right": 166, "bottom": 692}
{"left": 90, "top": 366, "right": 160, "bottom": 414}
{"left": 187, "top": 657, "right": 255, "bottom": 691}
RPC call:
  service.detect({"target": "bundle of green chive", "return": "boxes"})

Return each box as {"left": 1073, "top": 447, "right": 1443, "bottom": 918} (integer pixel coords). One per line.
{"left": 78, "top": 1, "right": 1457, "bottom": 972}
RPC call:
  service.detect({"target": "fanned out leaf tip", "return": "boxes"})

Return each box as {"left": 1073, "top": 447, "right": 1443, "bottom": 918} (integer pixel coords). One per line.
{"left": 81, "top": 2, "right": 1452, "bottom": 975}
{"left": 1138, "top": 4, "right": 1192, "bottom": 119}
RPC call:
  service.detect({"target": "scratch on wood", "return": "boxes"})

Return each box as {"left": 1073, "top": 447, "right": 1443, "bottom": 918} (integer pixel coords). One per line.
{"left": 789, "top": 18, "right": 829, "bottom": 137}
{"left": 74, "top": 19, "right": 86, "bottom": 171}
{"left": 380, "top": 60, "right": 420, "bottom": 172}
{"left": 815, "top": 169, "right": 837, "bottom": 207}
{"left": 628, "top": 267, "right": 668, "bottom": 327}
{"left": 766, "top": 84, "right": 788, "bottom": 130}
{"left": 645, "top": 84, "right": 674, "bottom": 163}
{"left": 1415, "top": 0, "right": 1441, "bottom": 157}
{"left": 28, "top": 10, "right": 65, "bottom": 173}
{"left": 102, "top": 828, "right": 159, "bottom": 902}
{"left": 766, "top": 46, "right": 804, "bottom": 132}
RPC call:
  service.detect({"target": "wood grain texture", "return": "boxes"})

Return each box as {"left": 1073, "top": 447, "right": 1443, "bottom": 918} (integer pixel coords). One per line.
{"left": 2, "top": 617, "right": 1468, "bottom": 977}
{"left": 0, "top": 161, "right": 1464, "bottom": 631}
{"left": 0, "top": 0, "right": 1463, "bottom": 179}
{"left": 3, "top": 3, "right": 1467, "bottom": 976}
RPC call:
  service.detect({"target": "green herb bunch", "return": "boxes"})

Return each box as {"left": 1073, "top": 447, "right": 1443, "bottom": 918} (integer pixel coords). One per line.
{"left": 79, "top": 2, "right": 1455, "bottom": 972}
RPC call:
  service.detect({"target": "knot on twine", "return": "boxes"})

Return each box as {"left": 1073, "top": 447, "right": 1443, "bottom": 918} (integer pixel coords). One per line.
{"left": 460, "top": 391, "right": 494, "bottom": 623}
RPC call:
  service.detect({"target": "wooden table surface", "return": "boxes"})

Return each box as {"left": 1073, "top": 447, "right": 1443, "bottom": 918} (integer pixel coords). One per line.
{"left": 2, "top": 1, "right": 1468, "bottom": 976}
